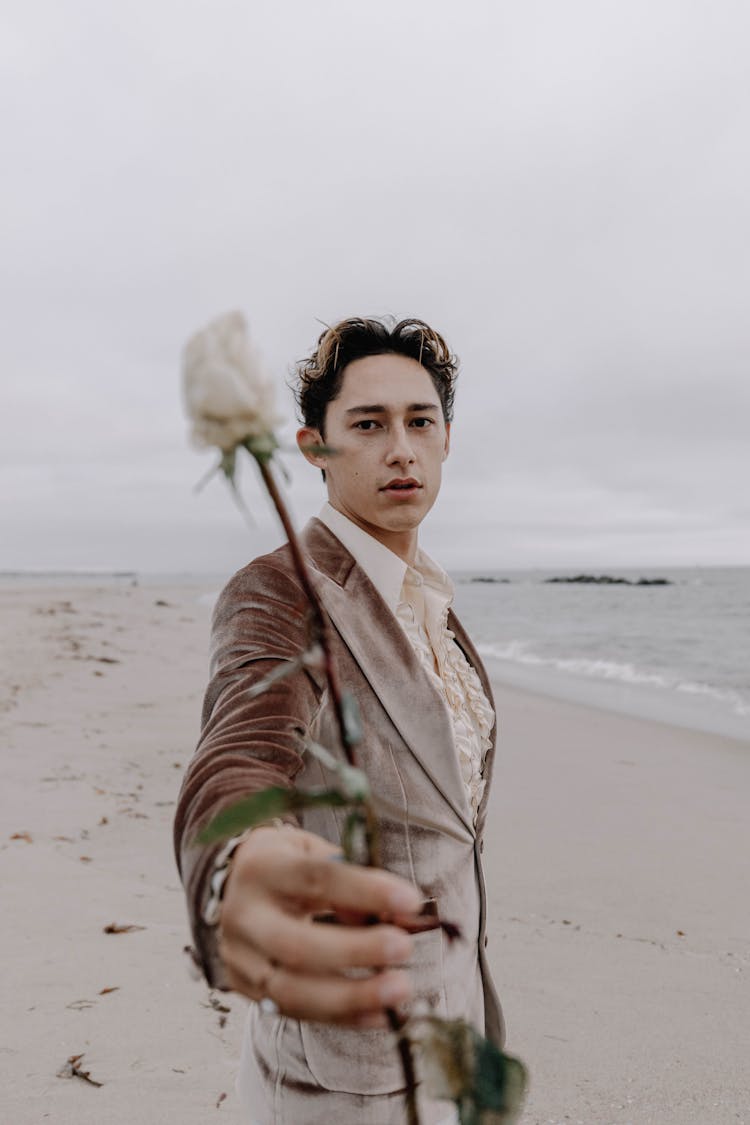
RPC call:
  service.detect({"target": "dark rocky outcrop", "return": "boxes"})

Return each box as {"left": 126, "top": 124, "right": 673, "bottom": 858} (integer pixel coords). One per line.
{"left": 544, "top": 574, "right": 672, "bottom": 587}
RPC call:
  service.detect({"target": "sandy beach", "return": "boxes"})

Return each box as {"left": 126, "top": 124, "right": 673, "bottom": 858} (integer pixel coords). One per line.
{"left": 1, "top": 582, "right": 748, "bottom": 1125}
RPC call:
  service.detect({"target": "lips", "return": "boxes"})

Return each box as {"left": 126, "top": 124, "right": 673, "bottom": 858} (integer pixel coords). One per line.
{"left": 381, "top": 478, "right": 422, "bottom": 495}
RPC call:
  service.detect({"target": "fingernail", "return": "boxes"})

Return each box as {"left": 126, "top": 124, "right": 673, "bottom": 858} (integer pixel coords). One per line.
{"left": 379, "top": 972, "right": 411, "bottom": 1006}
{"left": 388, "top": 885, "right": 421, "bottom": 913}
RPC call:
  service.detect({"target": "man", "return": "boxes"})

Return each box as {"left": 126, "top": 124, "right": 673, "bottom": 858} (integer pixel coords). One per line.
{"left": 174, "top": 317, "right": 503, "bottom": 1124}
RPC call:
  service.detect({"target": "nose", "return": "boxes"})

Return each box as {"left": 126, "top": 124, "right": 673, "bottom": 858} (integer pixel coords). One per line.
{"left": 385, "top": 423, "right": 416, "bottom": 467}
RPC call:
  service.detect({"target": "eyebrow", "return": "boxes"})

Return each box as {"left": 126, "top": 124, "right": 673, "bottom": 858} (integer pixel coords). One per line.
{"left": 344, "top": 403, "right": 439, "bottom": 416}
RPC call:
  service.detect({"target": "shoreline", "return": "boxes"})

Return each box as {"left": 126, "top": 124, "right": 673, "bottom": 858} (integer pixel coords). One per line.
{"left": 4, "top": 572, "right": 746, "bottom": 746}
{"left": 483, "top": 656, "right": 750, "bottom": 746}
{"left": 2, "top": 583, "right": 748, "bottom": 1123}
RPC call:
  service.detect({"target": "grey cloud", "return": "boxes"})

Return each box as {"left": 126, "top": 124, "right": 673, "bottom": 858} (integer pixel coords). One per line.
{"left": 1, "top": 0, "right": 749, "bottom": 569}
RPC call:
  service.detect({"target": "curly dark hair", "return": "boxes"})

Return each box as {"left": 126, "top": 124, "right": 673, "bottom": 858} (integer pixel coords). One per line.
{"left": 295, "top": 316, "right": 458, "bottom": 435}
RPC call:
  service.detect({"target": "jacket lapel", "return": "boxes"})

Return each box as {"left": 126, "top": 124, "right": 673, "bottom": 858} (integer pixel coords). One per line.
{"left": 302, "top": 520, "right": 474, "bottom": 835}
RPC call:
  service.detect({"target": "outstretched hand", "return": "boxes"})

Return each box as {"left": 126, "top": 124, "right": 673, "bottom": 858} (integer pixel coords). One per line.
{"left": 219, "top": 826, "right": 423, "bottom": 1027}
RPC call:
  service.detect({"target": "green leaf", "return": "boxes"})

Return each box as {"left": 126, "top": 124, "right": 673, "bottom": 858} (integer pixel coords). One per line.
{"left": 193, "top": 461, "right": 222, "bottom": 495}
{"left": 220, "top": 448, "right": 237, "bottom": 482}
{"left": 413, "top": 1017, "right": 527, "bottom": 1125}
{"left": 196, "top": 786, "right": 351, "bottom": 844}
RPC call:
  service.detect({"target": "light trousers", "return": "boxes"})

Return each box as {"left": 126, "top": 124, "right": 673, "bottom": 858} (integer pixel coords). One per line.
{"left": 237, "top": 1004, "right": 459, "bottom": 1125}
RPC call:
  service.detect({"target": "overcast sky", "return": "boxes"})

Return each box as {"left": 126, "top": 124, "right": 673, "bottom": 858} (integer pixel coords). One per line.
{"left": 2, "top": 0, "right": 749, "bottom": 574}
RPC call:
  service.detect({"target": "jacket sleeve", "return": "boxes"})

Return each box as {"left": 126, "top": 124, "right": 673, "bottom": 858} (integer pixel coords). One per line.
{"left": 173, "top": 554, "right": 325, "bottom": 986}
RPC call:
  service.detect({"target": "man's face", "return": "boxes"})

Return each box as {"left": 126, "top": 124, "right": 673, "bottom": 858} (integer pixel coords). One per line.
{"left": 297, "top": 353, "right": 450, "bottom": 560}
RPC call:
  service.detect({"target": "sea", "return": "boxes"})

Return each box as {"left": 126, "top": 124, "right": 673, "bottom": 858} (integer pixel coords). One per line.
{"left": 451, "top": 566, "right": 750, "bottom": 743}
{"left": 3, "top": 565, "right": 748, "bottom": 743}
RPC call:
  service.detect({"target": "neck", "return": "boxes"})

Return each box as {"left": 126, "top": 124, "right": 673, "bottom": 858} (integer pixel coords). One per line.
{"left": 374, "top": 528, "right": 418, "bottom": 566}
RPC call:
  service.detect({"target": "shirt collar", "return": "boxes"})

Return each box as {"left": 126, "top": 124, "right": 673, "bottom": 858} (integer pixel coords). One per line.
{"left": 317, "top": 503, "right": 454, "bottom": 611}
{"left": 318, "top": 503, "right": 407, "bottom": 611}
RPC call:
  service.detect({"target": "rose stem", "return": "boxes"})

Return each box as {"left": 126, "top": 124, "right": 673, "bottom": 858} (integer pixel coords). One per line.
{"left": 388, "top": 1009, "right": 420, "bottom": 1125}
{"left": 258, "top": 459, "right": 352, "bottom": 764}
{"left": 257, "top": 456, "right": 418, "bottom": 1122}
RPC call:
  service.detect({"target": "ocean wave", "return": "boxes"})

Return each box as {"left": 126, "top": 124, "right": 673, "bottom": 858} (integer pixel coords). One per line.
{"left": 476, "top": 641, "right": 750, "bottom": 717}
{"left": 675, "top": 680, "right": 750, "bottom": 716}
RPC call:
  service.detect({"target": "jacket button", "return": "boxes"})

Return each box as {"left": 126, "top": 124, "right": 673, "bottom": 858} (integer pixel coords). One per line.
{"left": 484, "top": 935, "right": 488, "bottom": 948}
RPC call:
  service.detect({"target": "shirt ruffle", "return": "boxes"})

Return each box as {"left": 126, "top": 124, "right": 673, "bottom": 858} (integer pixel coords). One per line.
{"left": 396, "top": 585, "right": 494, "bottom": 826}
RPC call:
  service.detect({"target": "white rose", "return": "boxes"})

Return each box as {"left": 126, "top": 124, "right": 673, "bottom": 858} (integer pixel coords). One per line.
{"left": 182, "top": 311, "right": 281, "bottom": 453}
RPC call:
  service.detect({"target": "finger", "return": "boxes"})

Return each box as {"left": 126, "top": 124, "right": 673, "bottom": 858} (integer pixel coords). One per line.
{"left": 220, "top": 932, "right": 404, "bottom": 1015}
{"left": 268, "top": 965, "right": 413, "bottom": 1023}
{"left": 220, "top": 937, "right": 276, "bottom": 1001}
{"left": 233, "top": 904, "right": 414, "bottom": 973}
{"left": 226, "top": 952, "right": 403, "bottom": 1028}
{"left": 231, "top": 828, "right": 422, "bottom": 918}
{"left": 348, "top": 1010, "right": 390, "bottom": 1030}
{"left": 249, "top": 852, "right": 422, "bottom": 917}
{"left": 239, "top": 825, "right": 341, "bottom": 863}
{"left": 220, "top": 914, "right": 414, "bottom": 1021}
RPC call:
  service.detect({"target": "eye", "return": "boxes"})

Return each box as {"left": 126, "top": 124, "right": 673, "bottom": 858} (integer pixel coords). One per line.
{"left": 353, "top": 419, "right": 380, "bottom": 431}
{"left": 409, "top": 417, "right": 434, "bottom": 429}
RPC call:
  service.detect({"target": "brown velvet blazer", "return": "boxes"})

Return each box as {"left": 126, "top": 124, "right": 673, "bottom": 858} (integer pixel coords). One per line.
{"left": 174, "top": 518, "right": 504, "bottom": 1094}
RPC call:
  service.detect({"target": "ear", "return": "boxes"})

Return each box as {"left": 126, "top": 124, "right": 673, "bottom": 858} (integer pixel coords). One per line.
{"left": 296, "top": 426, "right": 328, "bottom": 469}
{"left": 442, "top": 422, "right": 451, "bottom": 461}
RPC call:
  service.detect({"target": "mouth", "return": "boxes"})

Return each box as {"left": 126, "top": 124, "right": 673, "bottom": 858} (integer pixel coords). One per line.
{"left": 381, "top": 478, "right": 422, "bottom": 497}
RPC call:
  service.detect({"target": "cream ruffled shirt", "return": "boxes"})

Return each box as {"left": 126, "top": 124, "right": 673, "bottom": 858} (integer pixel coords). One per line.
{"left": 318, "top": 504, "right": 494, "bottom": 825}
